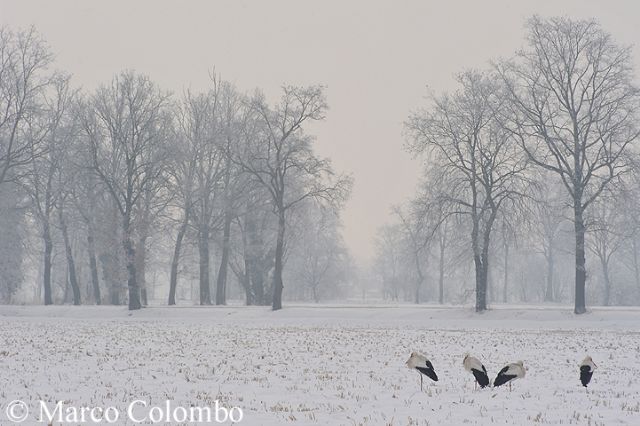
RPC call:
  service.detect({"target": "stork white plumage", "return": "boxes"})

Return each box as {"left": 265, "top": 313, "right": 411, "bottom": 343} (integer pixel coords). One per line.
{"left": 463, "top": 354, "right": 490, "bottom": 389}
{"left": 493, "top": 361, "right": 525, "bottom": 391}
{"left": 406, "top": 351, "right": 438, "bottom": 391}
{"left": 579, "top": 356, "right": 597, "bottom": 388}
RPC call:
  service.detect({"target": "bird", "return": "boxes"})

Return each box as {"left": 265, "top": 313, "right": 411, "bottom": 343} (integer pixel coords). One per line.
{"left": 463, "top": 354, "right": 490, "bottom": 389}
{"left": 493, "top": 361, "right": 525, "bottom": 391}
{"left": 406, "top": 351, "right": 438, "bottom": 391}
{"left": 579, "top": 356, "right": 597, "bottom": 388}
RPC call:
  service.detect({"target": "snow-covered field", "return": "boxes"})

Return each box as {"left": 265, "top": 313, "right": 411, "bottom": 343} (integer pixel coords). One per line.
{"left": 1, "top": 304, "right": 639, "bottom": 425}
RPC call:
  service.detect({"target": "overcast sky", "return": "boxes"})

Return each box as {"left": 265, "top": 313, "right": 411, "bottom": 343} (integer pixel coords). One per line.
{"left": 2, "top": 0, "right": 639, "bottom": 263}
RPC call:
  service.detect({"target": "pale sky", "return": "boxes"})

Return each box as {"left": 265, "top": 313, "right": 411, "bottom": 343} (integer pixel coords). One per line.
{"left": 2, "top": 0, "right": 638, "bottom": 262}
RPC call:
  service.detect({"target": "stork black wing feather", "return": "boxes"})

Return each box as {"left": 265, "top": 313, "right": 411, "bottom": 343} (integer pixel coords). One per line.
{"left": 416, "top": 366, "right": 439, "bottom": 382}
{"left": 494, "top": 373, "right": 516, "bottom": 387}
{"left": 580, "top": 365, "right": 593, "bottom": 387}
{"left": 472, "top": 368, "right": 490, "bottom": 388}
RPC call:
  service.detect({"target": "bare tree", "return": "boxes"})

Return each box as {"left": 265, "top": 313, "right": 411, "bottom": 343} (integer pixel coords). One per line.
{"left": 236, "top": 86, "right": 351, "bottom": 310}
{"left": 286, "top": 204, "right": 350, "bottom": 302}
{"left": 0, "top": 183, "right": 25, "bottom": 302}
{"left": 231, "top": 188, "right": 276, "bottom": 306}
{"left": 214, "top": 84, "right": 247, "bottom": 305}
{"left": 166, "top": 119, "right": 195, "bottom": 306}
{"left": 70, "top": 168, "right": 103, "bottom": 305}
{"left": 81, "top": 71, "right": 170, "bottom": 310}
{"left": 374, "top": 224, "right": 404, "bottom": 301}
{"left": 406, "top": 70, "right": 530, "bottom": 312}
{"left": 529, "top": 179, "right": 568, "bottom": 302}
{"left": 497, "top": 16, "right": 640, "bottom": 313}
{"left": 393, "top": 201, "right": 439, "bottom": 304}
{"left": 586, "top": 190, "right": 628, "bottom": 306}
{"left": 174, "top": 84, "right": 226, "bottom": 305}
{"left": 51, "top": 76, "right": 81, "bottom": 305}
{"left": 21, "top": 74, "right": 75, "bottom": 305}
{"left": 0, "top": 27, "right": 54, "bottom": 185}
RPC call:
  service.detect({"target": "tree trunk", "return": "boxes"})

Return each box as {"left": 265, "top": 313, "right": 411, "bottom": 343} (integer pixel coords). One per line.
{"left": 574, "top": 204, "right": 587, "bottom": 314}
{"left": 137, "top": 235, "right": 148, "bottom": 306}
{"left": 413, "top": 252, "right": 423, "bottom": 304}
{"left": 169, "top": 212, "right": 189, "bottom": 305}
{"left": 475, "top": 222, "right": 493, "bottom": 312}
{"left": 123, "top": 216, "right": 141, "bottom": 310}
{"left": 243, "top": 258, "right": 253, "bottom": 305}
{"left": 238, "top": 222, "right": 255, "bottom": 306}
{"left": 105, "top": 201, "right": 121, "bottom": 305}
{"left": 215, "top": 212, "right": 232, "bottom": 305}
{"left": 272, "top": 209, "right": 286, "bottom": 311}
{"left": 43, "top": 222, "right": 53, "bottom": 305}
{"left": 63, "top": 267, "right": 70, "bottom": 303}
{"left": 472, "top": 218, "right": 491, "bottom": 312}
{"left": 438, "top": 237, "right": 445, "bottom": 304}
{"left": 633, "top": 238, "right": 640, "bottom": 295}
{"left": 101, "top": 252, "right": 120, "bottom": 305}
{"left": 59, "top": 207, "right": 81, "bottom": 305}
{"left": 544, "top": 250, "right": 554, "bottom": 302}
{"left": 474, "top": 254, "right": 488, "bottom": 312}
{"left": 198, "top": 227, "right": 211, "bottom": 305}
{"left": 601, "top": 258, "right": 611, "bottom": 306}
{"left": 487, "top": 260, "right": 493, "bottom": 303}
{"left": 502, "top": 239, "right": 509, "bottom": 303}
{"left": 87, "top": 226, "right": 101, "bottom": 304}
{"left": 252, "top": 262, "right": 266, "bottom": 305}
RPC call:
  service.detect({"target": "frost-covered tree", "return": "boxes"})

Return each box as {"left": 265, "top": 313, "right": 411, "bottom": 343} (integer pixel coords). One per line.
{"left": 406, "top": 71, "right": 531, "bottom": 312}
{"left": 0, "top": 183, "right": 26, "bottom": 302}
{"left": 235, "top": 86, "right": 351, "bottom": 310}
{"left": 0, "top": 27, "right": 53, "bottom": 186}
{"left": 497, "top": 16, "right": 640, "bottom": 313}
{"left": 81, "top": 71, "right": 170, "bottom": 310}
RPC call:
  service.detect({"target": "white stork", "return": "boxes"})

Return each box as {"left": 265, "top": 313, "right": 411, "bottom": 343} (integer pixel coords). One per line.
{"left": 463, "top": 354, "right": 490, "bottom": 389}
{"left": 406, "top": 351, "right": 438, "bottom": 391}
{"left": 493, "top": 361, "right": 525, "bottom": 391}
{"left": 579, "top": 356, "right": 597, "bottom": 388}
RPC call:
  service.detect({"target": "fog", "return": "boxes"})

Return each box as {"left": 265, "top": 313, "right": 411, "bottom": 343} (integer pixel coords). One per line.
{"left": 1, "top": 1, "right": 640, "bottom": 312}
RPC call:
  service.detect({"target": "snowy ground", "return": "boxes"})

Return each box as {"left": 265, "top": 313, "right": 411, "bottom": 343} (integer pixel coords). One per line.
{"left": 1, "top": 304, "right": 639, "bottom": 425}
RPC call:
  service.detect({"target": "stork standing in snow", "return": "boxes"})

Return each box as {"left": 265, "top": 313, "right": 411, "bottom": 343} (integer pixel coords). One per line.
{"left": 579, "top": 356, "right": 597, "bottom": 388}
{"left": 406, "top": 352, "right": 438, "bottom": 391}
{"left": 463, "top": 354, "right": 490, "bottom": 389}
{"left": 493, "top": 361, "right": 525, "bottom": 391}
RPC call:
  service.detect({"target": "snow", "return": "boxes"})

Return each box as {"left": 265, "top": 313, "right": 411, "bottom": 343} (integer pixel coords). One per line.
{"left": 1, "top": 304, "right": 639, "bottom": 425}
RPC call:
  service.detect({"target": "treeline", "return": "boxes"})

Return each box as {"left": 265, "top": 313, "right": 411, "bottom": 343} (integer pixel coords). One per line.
{"left": 375, "top": 16, "right": 640, "bottom": 313}
{"left": 0, "top": 27, "right": 352, "bottom": 310}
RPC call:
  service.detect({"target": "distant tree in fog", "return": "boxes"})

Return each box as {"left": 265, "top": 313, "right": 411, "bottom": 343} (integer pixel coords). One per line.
{"left": 406, "top": 71, "right": 531, "bottom": 312}
{"left": 374, "top": 224, "right": 404, "bottom": 301}
{"left": 586, "top": 190, "right": 628, "bottom": 306}
{"left": 0, "top": 184, "right": 25, "bottom": 302}
{"left": 21, "top": 74, "right": 76, "bottom": 305}
{"left": 287, "top": 205, "right": 350, "bottom": 302}
{"left": 235, "top": 86, "right": 352, "bottom": 310}
{"left": 392, "top": 203, "right": 437, "bottom": 304}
